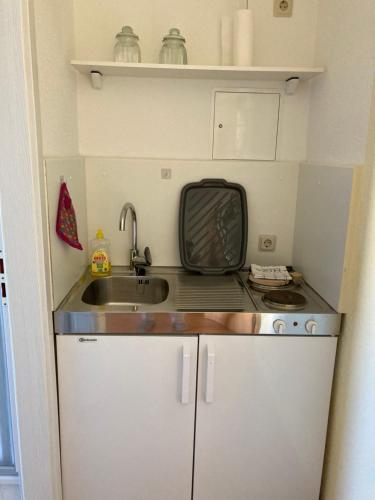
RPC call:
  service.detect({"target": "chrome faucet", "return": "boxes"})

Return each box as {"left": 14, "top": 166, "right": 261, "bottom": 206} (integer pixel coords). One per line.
{"left": 119, "top": 202, "right": 152, "bottom": 272}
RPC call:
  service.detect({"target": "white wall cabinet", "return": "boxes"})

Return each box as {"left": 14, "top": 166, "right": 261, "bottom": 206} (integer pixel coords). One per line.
{"left": 57, "top": 335, "right": 336, "bottom": 500}
{"left": 57, "top": 336, "right": 197, "bottom": 500}
{"left": 213, "top": 91, "right": 280, "bottom": 160}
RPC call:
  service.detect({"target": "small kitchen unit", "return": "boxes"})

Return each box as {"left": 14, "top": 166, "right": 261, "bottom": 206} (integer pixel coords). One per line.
{"left": 55, "top": 268, "right": 340, "bottom": 500}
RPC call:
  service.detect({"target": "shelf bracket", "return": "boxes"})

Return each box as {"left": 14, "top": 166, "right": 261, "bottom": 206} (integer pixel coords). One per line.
{"left": 285, "top": 76, "right": 300, "bottom": 95}
{"left": 90, "top": 70, "right": 103, "bottom": 90}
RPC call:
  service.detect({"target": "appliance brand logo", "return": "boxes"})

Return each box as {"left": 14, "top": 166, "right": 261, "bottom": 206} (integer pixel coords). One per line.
{"left": 78, "top": 337, "right": 98, "bottom": 343}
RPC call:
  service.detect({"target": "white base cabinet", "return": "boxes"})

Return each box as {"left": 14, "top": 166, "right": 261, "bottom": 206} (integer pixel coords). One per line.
{"left": 57, "top": 336, "right": 197, "bottom": 500}
{"left": 57, "top": 335, "right": 336, "bottom": 500}
{"left": 194, "top": 336, "right": 337, "bottom": 500}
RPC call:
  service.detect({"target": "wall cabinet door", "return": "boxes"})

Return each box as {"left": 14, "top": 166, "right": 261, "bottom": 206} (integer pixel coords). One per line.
{"left": 213, "top": 91, "right": 280, "bottom": 160}
{"left": 57, "top": 336, "right": 197, "bottom": 500}
{"left": 193, "top": 335, "right": 337, "bottom": 500}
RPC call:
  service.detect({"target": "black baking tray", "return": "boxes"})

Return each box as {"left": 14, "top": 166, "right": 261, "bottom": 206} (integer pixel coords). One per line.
{"left": 179, "top": 179, "right": 248, "bottom": 274}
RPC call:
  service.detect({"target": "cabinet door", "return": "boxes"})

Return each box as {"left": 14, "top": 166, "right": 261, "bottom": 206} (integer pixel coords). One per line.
{"left": 57, "top": 336, "right": 197, "bottom": 500}
{"left": 213, "top": 91, "right": 280, "bottom": 160}
{"left": 194, "top": 336, "right": 337, "bottom": 500}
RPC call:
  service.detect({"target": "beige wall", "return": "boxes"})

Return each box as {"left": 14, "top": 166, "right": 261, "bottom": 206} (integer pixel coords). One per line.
{"left": 77, "top": 77, "right": 311, "bottom": 160}
{"left": 45, "top": 158, "right": 88, "bottom": 309}
{"left": 31, "top": 0, "right": 320, "bottom": 159}
{"left": 307, "top": 0, "right": 375, "bottom": 165}
{"left": 32, "top": 0, "right": 78, "bottom": 156}
{"left": 85, "top": 158, "right": 299, "bottom": 267}
{"left": 322, "top": 81, "right": 375, "bottom": 500}
{"left": 74, "top": 0, "right": 318, "bottom": 66}
{"left": 74, "top": 0, "right": 318, "bottom": 159}
{"left": 305, "top": 1, "right": 375, "bottom": 498}
{"left": 0, "top": 1, "right": 63, "bottom": 499}
{"left": 31, "top": 0, "right": 319, "bottom": 159}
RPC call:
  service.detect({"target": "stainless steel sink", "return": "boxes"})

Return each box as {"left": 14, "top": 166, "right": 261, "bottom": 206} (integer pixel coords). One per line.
{"left": 81, "top": 276, "right": 169, "bottom": 306}
{"left": 54, "top": 267, "right": 341, "bottom": 336}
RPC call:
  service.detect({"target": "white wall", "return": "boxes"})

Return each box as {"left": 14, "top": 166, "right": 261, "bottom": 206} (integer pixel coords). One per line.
{"left": 45, "top": 159, "right": 88, "bottom": 309}
{"left": 77, "top": 78, "right": 310, "bottom": 160}
{"left": 293, "top": 164, "right": 355, "bottom": 311}
{"left": 32, "top": 0, "right": 79, "bottom": 156}
{"left": 73, "top": 0, "right": 320, "bottom": 282}
{"left": 85, "top": 158, "right": 299, "bottom": 267}
{"left": 321, "top": 82, "right": 375, "bottom": 500}
{"left": 306, "top": 1, "right": 375, "bottom": 498}
{"left": 0, "top": 485, "right": 21, "bottom": 500}
{"left": 0, "top": 1, "right": 62, "bottom": 498}
{"left": 74, "top": 0, "right": 318, "bottom": 66}
{"left": 307, "top": 0, "right": 375, "bottom": 165}
{"left": 74, "top": 0, "right": 318, "bottom": 160}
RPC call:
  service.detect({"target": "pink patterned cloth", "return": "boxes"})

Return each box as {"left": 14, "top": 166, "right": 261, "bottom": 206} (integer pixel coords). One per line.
{"left": 56, "top": 182, "right": 83, "bottom": 250}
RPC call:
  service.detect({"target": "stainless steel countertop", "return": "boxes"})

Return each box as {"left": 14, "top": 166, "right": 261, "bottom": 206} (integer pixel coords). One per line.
{"left": 54, "top": 267, "right": 341, "bottom": 336}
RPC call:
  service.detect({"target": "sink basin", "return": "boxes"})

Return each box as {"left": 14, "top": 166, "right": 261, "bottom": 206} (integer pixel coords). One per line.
{"left": 82, "top": 276, "right": 169, "bottom": 306}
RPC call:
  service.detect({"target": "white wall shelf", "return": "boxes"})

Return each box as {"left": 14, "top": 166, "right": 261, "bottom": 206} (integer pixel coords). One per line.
{"left": 71, "top": 61, "right": 324, "bottom": 94}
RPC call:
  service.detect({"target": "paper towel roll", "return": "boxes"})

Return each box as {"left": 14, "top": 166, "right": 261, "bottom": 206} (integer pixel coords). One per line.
{"left": 233, "top": 9, "right": 254, "bottom": 66}
{"left": 220, "top": 16, "right": 233, "bottom": 66}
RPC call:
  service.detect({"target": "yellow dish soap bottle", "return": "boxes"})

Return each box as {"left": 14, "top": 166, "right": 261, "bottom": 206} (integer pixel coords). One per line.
{"left": 90, "top": 229, "right": 111, "bottom": 277}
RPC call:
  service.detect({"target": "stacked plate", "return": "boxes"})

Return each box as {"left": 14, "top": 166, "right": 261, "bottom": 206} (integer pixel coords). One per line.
{"left": 248, "top": 274, "right": 295, "bottom": 292}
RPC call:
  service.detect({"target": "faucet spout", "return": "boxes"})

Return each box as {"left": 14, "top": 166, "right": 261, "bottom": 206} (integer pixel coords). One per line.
{"left": 119, "top": 202, "right": 151, "bottom": 272}
{"left": 119, "top": 202, "right": 138, "bottom": 252}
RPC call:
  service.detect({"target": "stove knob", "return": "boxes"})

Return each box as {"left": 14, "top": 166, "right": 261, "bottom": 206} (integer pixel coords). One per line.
{"left": 273, "top": 320, "right": 287, "bottom": 334}
{"left": 305, "top": 320, "right": 318, "bottom": 335}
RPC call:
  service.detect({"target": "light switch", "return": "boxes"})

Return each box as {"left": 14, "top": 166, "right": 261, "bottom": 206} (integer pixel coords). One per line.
{"left": 161, "top": 168, "right": 172, "bottom": 179}
{"left": 213, "top": 91, "right": 280, "bottom": 160}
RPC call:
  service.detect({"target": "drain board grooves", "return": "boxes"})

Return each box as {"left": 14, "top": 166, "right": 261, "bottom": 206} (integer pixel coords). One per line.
{"left": 176, "top": 275, "right": 245, "bottom": 311}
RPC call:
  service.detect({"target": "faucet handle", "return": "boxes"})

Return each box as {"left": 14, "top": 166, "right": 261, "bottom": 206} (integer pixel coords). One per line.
{"left": 144, "top": 246, "right": 152, "bottom": 266}
{"left": 133, "top": 246, "right": 152, "bottom": 267}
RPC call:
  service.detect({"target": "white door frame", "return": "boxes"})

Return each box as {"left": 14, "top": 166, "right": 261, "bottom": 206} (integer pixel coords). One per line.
{"left": 0, "top": 1, "right": 62, "bottom": 499}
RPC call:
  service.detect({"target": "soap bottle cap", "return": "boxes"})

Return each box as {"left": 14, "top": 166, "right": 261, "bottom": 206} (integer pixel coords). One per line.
{"left": 96, "top": 229, "right": 104, "bottom": 239}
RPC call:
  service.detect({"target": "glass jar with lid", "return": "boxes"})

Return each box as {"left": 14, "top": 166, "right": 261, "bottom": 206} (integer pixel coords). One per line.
{"left": 114, "top": 26, "right": 141, "bottom": 63}
{"left": 159, "top": 28, "right": 188, "bottom": 65}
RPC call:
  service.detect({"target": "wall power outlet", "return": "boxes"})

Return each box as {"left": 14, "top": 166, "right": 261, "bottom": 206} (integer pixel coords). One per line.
{"left": 259, "top": 235, "right": 277, "bottom": 252}
{"left": 274, "top": 0, "right": 293, "bottom": 18}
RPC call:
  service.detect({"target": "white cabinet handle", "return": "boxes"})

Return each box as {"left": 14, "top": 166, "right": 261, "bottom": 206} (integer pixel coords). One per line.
{"left": 205, "top": 344, "right": 215, "bottom": 404}
{"left": 181, "top": 344, "right": 191, "bottom": 404}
